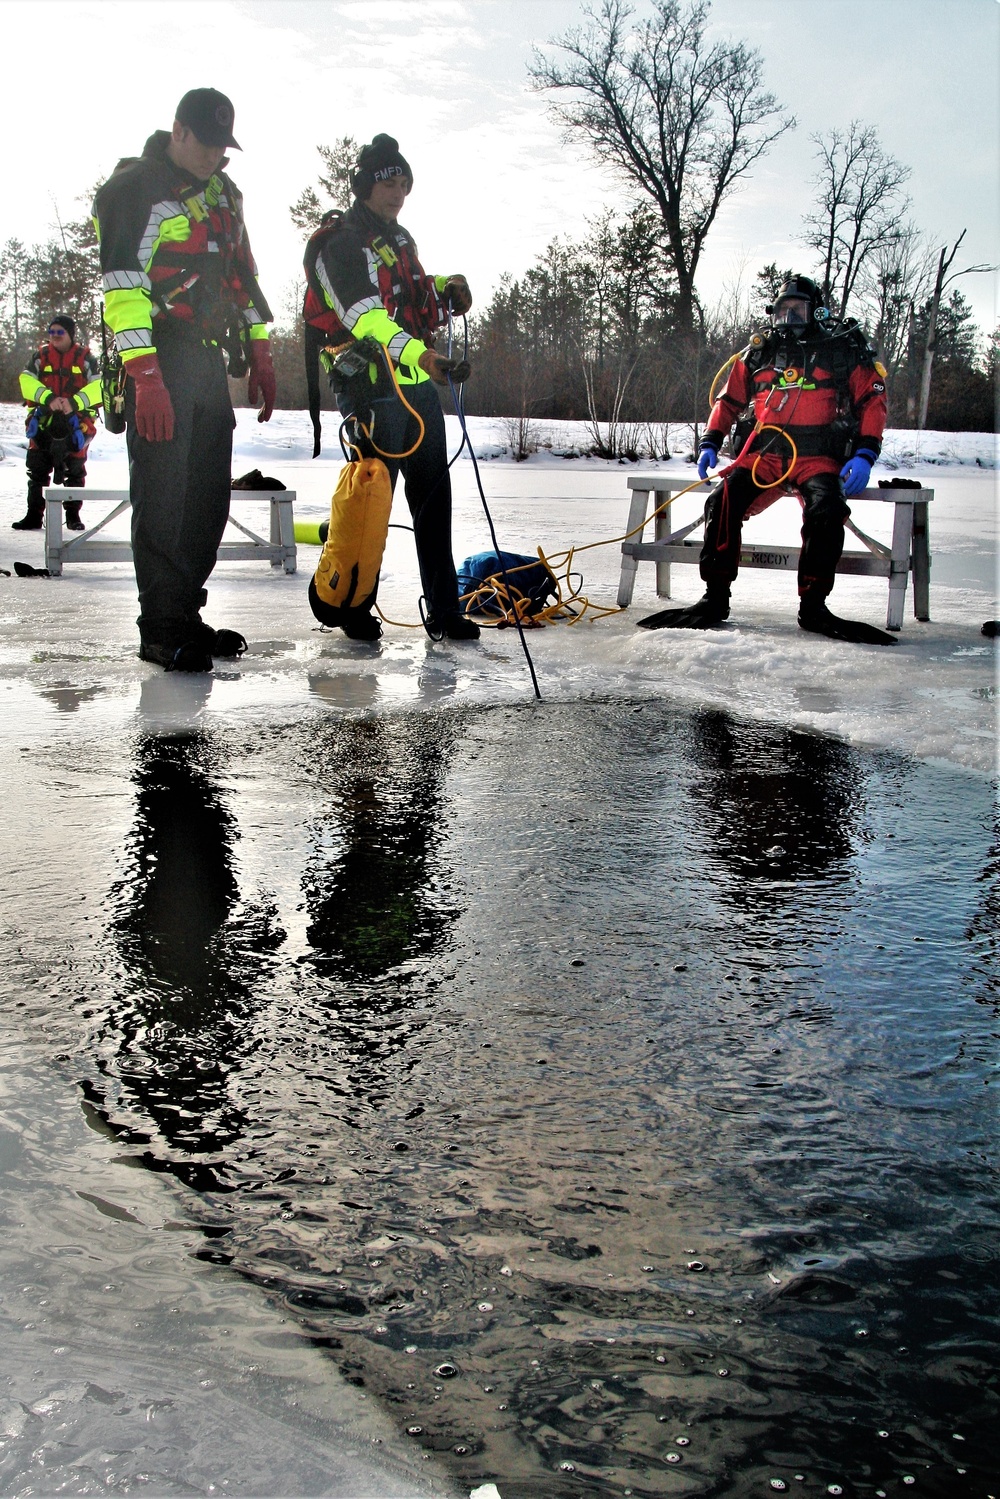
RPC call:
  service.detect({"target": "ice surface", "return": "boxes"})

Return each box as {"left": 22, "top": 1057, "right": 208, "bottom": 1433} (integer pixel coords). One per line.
{"left": 0, "top": 401, "right": 993, "bottom": 1496}
{"left": 0, "top": 405, "right": 995, "bottom": 773}
{"left": 0, "top": 1053, "right": 462, "bottom": 1496}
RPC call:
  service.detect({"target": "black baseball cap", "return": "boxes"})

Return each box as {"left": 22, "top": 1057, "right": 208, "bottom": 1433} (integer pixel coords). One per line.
{"left": 175, "top": 88, "right": 240, "bottom": 149}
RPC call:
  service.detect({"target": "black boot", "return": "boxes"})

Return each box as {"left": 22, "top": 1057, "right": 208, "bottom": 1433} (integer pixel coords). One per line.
{"left": 341, "top": 609, "right": 383, "bottom": 641}
{"left": 637, "top": 585, "right": 731, "bottom": 631}
{"left": 12, "top": 490, "right": 44, "bottom": 531}
{"left": 798, "top": 594, "right": 897, "bottom": 647}
{"left": 424, "top": 613, "right": 481, "bottom": 641}
{"left": 195, "top": 621, "right": 248, "bottom": 657}
{"left": 64, "top": 500, "right": 85, "bottom": 531}
{"left": 138, "top": 638, "right": 214, "bottom": 672}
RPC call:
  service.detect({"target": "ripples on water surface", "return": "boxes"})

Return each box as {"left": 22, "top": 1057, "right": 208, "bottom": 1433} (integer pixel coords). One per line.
{"left": 2, "top": 700, "right": 997, "bottom": 1496}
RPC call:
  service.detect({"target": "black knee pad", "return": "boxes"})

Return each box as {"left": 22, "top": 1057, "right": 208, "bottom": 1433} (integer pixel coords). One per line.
{"left": 800, "top": 473, "right": 849, "bottom": 524}
{"left": 26, "top": 448, "right": 52, "bottom": 481}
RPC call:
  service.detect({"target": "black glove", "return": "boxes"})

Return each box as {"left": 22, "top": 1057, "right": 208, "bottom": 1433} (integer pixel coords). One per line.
{"left": 418, "top": 350, "right": 471, "bottom": 385}
{"left": 443, "top": 276, "right": 472, "bottom": 315}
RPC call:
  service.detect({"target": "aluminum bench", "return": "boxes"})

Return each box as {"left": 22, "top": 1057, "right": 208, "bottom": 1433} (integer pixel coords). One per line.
{"left": 616, "top": 478, "right": 931, "bottom": 630}
{"left": 43, "top": 488, "right": 297, "bottom": 576}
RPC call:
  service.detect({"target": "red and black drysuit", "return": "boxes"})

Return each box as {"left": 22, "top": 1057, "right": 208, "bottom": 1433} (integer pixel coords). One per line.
{"left": 21, "top": 341, "right": 100, "bottom": 523}
{"left": 307, "top": 201, "right": 462, "bottom": 621}
{"left": 700, "top": 325, "right": 887, "bottom": 600}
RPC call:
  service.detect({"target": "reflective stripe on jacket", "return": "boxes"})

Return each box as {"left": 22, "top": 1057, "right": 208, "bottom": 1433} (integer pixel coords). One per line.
{"left": 314, "top": 201, "right": 449, "bottom": 385}
{"left": 20, "top": 342, "right": 101, "bottom": 435}
{"left": 93, "top": 130, "right": 270, "bottom": 363}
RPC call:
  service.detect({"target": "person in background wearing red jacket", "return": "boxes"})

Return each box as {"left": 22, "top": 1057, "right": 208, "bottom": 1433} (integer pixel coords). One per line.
{"left": 640, "top": 275, "right": 895, "bottom": 646}
{"left": 15, "top": 316, "right": 102, "bottom": 531}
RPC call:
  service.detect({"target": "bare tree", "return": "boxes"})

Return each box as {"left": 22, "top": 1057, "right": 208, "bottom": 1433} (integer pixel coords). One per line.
{"left": 529, "top": 0, "right": 793, "bottom": 338}
{"left": 577, "top": 205, "right": 668, "bottom": 364}
{"left": 845, "top": 223, "right": 933, "bottom": 423}
{"left": 854, "top": 224, "right": 930, "bottom": 371}
{"left": 290, "top": 137, "right": 359, "bottom": 232}
{"left": 803, "top": 122, "right": 911, "bottom": 319}
{"left": 704, "top": 250, "right": 755, "bottom": 348}
{"left": 916, "top": 230, "right": 996, "bottom": 430}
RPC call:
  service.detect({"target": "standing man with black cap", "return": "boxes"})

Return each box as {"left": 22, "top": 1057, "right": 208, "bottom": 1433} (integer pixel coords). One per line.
{"left": 304, "top": 132, "right": 477, "bottom": 642}
{"left": 93, "top": 88, "right": 277, "bottom": 671}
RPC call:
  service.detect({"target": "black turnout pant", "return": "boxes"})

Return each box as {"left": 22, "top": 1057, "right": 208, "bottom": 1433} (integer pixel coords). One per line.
{"left": 340, "top": 377, "right": 460, "bottom": 620}
{"left": 700, "top": 466, "right": 850, "bottom": 599}
{"left": 26, "top": 429, "right": 87, "bottom": 513}
{"left": 126, "top": 340, "right": 235, "bottom": 643}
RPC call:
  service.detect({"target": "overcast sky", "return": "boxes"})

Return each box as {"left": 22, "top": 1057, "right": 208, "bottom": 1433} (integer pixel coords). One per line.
{"left": 1, "top": 0, "right": 997, "bottom": 336}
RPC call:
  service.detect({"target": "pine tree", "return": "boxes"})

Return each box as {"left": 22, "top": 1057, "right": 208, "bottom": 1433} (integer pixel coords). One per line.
{"left": 289, "top": 139, "right": 359, "bottom": 232}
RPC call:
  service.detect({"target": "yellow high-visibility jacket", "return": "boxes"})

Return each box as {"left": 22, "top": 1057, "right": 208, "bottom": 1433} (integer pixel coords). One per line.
{"left": 92, "top": 129, "right": 270, "bottom": 363}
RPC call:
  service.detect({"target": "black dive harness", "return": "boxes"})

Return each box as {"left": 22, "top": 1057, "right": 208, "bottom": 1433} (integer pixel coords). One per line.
{"left": 731, "top": 321, "right": 878, "bottom": 463}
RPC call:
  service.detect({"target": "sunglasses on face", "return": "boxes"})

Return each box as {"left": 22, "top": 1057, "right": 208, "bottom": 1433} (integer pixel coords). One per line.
{"left": 48, "top": 327, "right": 69, "bottom": 337}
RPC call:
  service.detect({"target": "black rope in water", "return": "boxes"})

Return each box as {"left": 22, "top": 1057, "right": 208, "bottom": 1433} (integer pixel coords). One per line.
{"left": 446, "top": 313, "right": 541, "bottom": 699}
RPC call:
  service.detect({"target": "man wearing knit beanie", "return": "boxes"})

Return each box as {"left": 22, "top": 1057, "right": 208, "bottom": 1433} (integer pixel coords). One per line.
{"left": 304, "top": 133, "right": 476, "bottom": 642}
{"left": 349, "top": 133, "right": 413, "bottom": 201}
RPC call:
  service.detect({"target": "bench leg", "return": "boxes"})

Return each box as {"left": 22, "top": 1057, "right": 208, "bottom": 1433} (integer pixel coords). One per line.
{"left": 617, "top": 487, "right": 650, "bottom": 607}
{"left": 45, "top": 496, "right": 63, "bottom": 576}
{"left": 269, "top": 497, "right": 281, "bottom": 567}
{"left": 278, "top": 497, "right": 296, "bottom": 574}
{"left": 886, "top": 499, "right": 913, "bottom": 631}
{"left": 912, "top": 500, "right": 930, "bottom": 620}
{"left": 653, "top": 491, "right": 672, "bottom": 599}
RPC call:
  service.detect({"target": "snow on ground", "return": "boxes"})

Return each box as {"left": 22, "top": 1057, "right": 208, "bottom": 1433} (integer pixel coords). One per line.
{"left": 0, "top": 405, "right": 996, "bottom": 774}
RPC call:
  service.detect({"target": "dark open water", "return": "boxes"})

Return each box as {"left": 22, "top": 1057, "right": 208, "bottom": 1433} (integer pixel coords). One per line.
{"left": 1, "top": 700, "right": 997, "bottom": 1496}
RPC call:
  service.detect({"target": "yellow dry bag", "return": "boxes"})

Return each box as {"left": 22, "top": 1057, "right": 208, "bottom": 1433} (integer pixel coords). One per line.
{"left": 308, "top": 457, "right": 393, "bottom": 626}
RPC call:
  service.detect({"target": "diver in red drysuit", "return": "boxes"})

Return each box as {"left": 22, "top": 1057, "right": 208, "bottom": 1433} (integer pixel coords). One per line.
{"left": 640, "top": 275, "right": 895, "bottom": 646}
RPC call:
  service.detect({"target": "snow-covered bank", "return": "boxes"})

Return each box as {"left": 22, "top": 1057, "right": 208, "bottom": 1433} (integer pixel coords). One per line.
{"left": 0, "top": 406, "right": 995, "bottom": 774}
{"left": 2, "top": 406, "right": 996, "bottom": 473}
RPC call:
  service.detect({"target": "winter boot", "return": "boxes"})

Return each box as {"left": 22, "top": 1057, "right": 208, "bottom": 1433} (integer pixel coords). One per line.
{"left": 195, "top": 621, "right": 248, "bottom": 657}
{"left": 637, "top": 584, "right": 731, "bottom": 631}
{"left": 138, "top": 638, "right": 214, "bottom": 672}
{"left": 64, "top": 500, "right": 85, "bottom": 531}
{"left": 12, "top": 487, "right": 45, "bottom": 530}
{"left": 798, "top": 593, "right": 897, "bottom": 647}
{"left": 424, "top": 613, "right": 481, "bottom": 641}
{"left": 340, "top": 609, "right": 383, "bottom": 642}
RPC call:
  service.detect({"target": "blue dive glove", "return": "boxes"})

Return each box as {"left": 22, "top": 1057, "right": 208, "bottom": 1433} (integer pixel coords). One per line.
{"left": 697, "top": 445, "right": 718, "bottom": 481}
{"left": 840, "top": 450, "right": 876, "bottom": 497}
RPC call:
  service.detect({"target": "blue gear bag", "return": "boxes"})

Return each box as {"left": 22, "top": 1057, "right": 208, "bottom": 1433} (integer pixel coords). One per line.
{"left": 457, "top": 550, "right": 558, "bottom": 618}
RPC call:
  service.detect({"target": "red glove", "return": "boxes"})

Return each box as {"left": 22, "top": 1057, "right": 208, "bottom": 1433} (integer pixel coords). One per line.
{"left": 248, "top": 341, "right": 276, "bottom": 423}
{"left": 127, "top": 356, "right": 174, "bottom": 443}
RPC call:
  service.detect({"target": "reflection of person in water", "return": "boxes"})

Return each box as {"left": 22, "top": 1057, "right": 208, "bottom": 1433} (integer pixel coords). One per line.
{"left": 303, "top": 715, "right": 458, "bottom": 982}
{"left": 102, "top": 734, "right": 284, "bottom": 1168}
{"left": 684, "top": 710, "right": 859, "bottom": 902}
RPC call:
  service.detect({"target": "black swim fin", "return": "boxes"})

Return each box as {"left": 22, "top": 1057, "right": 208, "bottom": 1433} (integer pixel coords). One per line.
{"left": 637, "top": 590, "right": 730, "bottom": 631}
{"left": 798, "top": 601, "right": 897, "bottom": 646}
